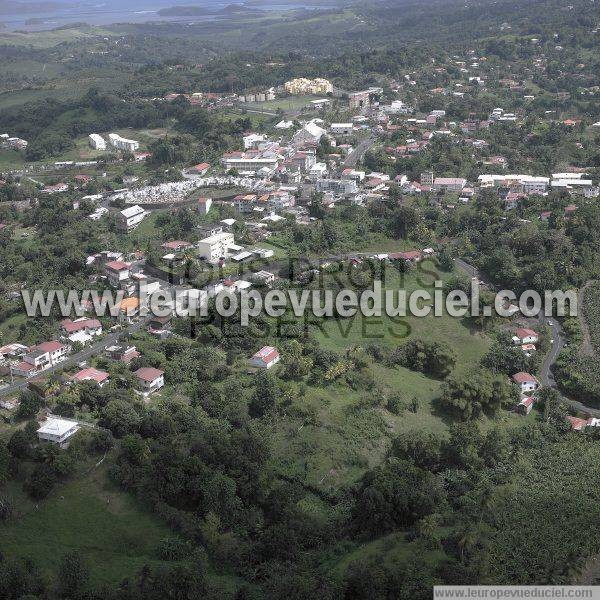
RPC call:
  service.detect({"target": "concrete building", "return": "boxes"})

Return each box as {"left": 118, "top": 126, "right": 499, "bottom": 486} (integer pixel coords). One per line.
{"left": 117, "top": 205, "right": 146, "bottom": 232}
{"left": 308, "top": 163, "right": 328, "bottom": 181}
{"left": 284, "top": 78, "right": 333, "bottom": 95}
{"left": 89, "top": 133, "right": 106, "bottom": 150}
{"left": 315, "top": 178, "right": 358, "bottom": 194}
{"left": 330, "top": 123, "right": 353, "bottom": 135}
{"left": 37, "top": 418, "right": 79, "bottom": 448}
{"left": 134, "top": 367, "right": 164, "bottom": 394}
{"left": 197, "top": 197, "right": 213, "bottom": 215}
{"left": 432, "top": 177, "right": 467, "bottom": 192}
{"left": 348, "top": 88, "right": 382, "bottom": 110}
{"left": 197, "top": 232, "right": 235, "bottom": 262}
{"left": 109, "top": 133, "right": 140, "bottom": 152}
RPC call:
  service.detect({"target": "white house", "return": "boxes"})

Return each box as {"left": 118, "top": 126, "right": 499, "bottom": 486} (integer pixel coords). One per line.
{"left": 11, "top": 341, "right": 70, "bottom": 378}
{"left": 330, "top": 123, "right": 353, "bottom": 135}
{"left": 117, "top": 205, "right": 146, "bottom": 232}
{"left": 37, "top": 418, "right": 80, "bottom": 448}
{"left": 197, "top": 232, "right": 235, "bottom": 262}
{"left": 104, "top": 260, "right": 131, "bottom": 287}
{"left": 512, "top": 328, "right": 539, "bottom": 345}
{"left": 250, "top": 346, "right": 281, "bottom": 369}
{"left": 134, "top": 367, "right": 165, "bottom": 394}
{"left": 512, "top": 372, "right": 539, "bottom": 394}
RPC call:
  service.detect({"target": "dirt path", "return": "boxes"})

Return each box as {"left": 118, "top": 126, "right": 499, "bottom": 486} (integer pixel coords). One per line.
{"left": 578, "top": 280, "right": 596, "bottom": 356}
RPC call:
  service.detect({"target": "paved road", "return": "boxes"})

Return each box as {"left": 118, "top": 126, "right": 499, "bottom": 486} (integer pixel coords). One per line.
{"left": 453, "top": 258, "right": 490, "bottom": 285}
{"left": 340, "top": 134, "right": 375, "bottom": 170}
{"left": 0, "top": 320, "right": 146, "bottom": 398}
{"left": 538, "top": 315, "right": 563, "bottom": 388}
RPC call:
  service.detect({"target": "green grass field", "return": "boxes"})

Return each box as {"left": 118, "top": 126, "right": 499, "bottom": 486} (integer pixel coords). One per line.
{"left": 242, "top": 95, "right": 317, "bottom": 113}
{"left": 0, "top": 149, "right": 26, "bottom": 169}
{"left": 0, "top": 458, "right": 177, "bottom": 587}
{"left": 0, "top": 25, "right": 115, "bottom": 48}
{"left": 0, "top": 312, "right": 27, "bottom": 344}
{"left": 268, "top": 262, "right": 494, "bottom": 489}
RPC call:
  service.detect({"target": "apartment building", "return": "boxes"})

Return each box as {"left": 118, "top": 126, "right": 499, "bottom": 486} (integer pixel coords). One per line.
{"left": 283, "top": 78, "right": 333, "bottom": 95}
{"left": 197, "top": 232, "right": 235, "bottom": 262}
{"left": 109, "top": 133, "right": 140, "bottom": 152}
{"left": 117, "top": 205, "right": 146, "bottom": 232}
{"left": 89, "top": 133, "right": 106, "bottom": 150}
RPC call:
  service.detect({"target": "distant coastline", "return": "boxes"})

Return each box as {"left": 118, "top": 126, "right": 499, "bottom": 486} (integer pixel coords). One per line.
{"left": 157, "top": 4, "right": 265, "bottom": 17}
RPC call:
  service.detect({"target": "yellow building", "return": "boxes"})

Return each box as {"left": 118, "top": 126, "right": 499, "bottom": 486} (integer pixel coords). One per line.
{"left": 284, "top": 77, "right": 333, "bottom": 95}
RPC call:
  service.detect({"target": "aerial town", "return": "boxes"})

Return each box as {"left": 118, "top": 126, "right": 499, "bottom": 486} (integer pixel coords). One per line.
{"left": 0, "top": 0, "right": 599, "bottom": 597}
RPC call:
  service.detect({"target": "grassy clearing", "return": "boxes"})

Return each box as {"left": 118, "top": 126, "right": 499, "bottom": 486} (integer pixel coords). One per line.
{"left": 0, "top": 312, "right": 27, "bottom": 344}
{"left": 0, "top": 458, "right": 176, "bottom": 587}
{"left": 315, "top": 263, "right": 491, "bottom": 374}
{"left": 0, "top": 149, "right": 26, "bottom": 170}
{"left": 270, "top": 263, "right": 495, "bottom": 489}
{"left": 0, "top": 25, "right": 115, "bottom": 49}
{"left": 242, "top": 95, "right": 317, "bottom": 113}
{"left": 327, "top": 531, "right": 446, "bottom": 577}
{"left": 0, "top": 84, "right": 81, "bottom": 110}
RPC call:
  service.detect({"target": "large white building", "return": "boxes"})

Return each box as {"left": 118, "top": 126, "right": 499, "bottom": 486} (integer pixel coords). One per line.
{"left": 330, "top": 123, "right": 354, "bottom": 135}
{"left": 432, "top": 177, "right": 467, "bottom": 192}
{"left": 291, "top": 121, "right": 326, "bottom": 146}
{"left": 117, "top": 205, "right": 146, "bottom": 232}
{"left": 89, "top": 133, "right": 106, "bottom": 150}
{"left": 109, "top": 133, "right": 140, "bottom": 152}
{"left": 197, "top": 232, "right": 235, "bottom": 262}
{"left": 478, "top": 174, "right": 549, "bottom": 194}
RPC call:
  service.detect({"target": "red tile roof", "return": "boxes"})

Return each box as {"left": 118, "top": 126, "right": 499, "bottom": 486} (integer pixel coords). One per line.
{"left": 161, "top": 240, "right": 191, "bottom": 250}
{"left": 516, "top": 328, "right": 538, "bottom": 339}
{"left": 72, "top": 368, "right": 109, "bottom": 384}
{"left": 512, "top": 372, "right": 537, "bottom": 384}
{"left": 14, "top": 361, "right": 35, "bottom": 372}
{"left": 567, "top": 416, "right": 588, "bottom": 431}
{"left": 61, "top": 318, "right": 101, "bottom": 334}
{"left": 134, "top": 367, "right": 164, "bottom": 382}
{"left": 35, "top": 341, "right": 65, "bottom": 353}
{"left": 252, "top": 346, "right": 279, "bottom": 364}
{"left": 104, "top": 260, "right": 129, "bottom": 271}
